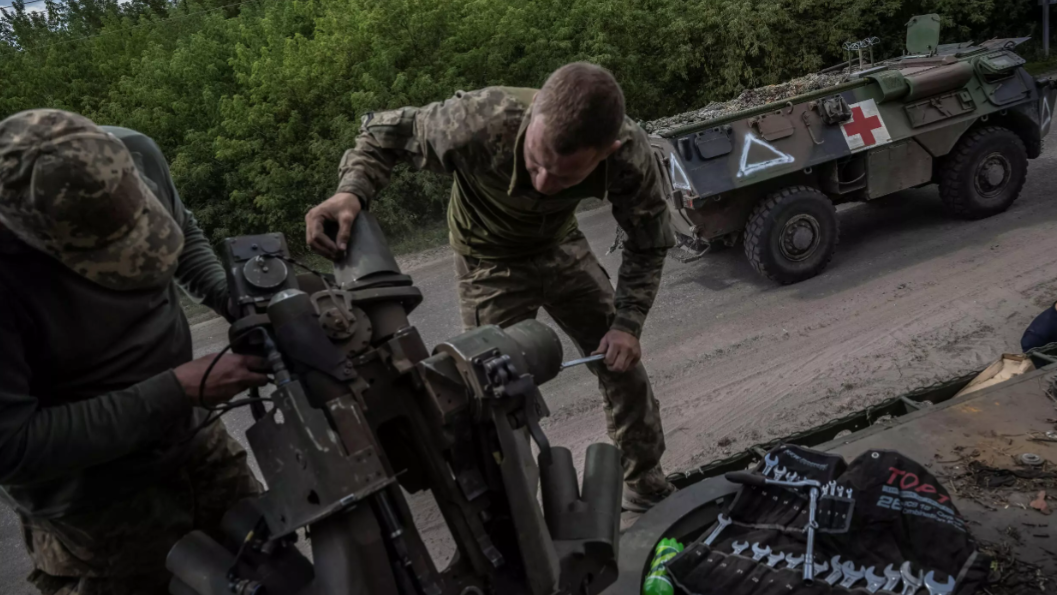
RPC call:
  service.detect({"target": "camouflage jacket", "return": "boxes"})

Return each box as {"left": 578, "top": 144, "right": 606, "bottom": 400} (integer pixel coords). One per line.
{"left": 337, "top": 87, "right": 675, "bottom": 337}
{"left": 0, "top": 127, "right": 225, "bottom": 517}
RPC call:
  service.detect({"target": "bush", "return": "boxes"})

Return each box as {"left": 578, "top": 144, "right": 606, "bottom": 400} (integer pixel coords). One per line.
{"left": 0, "top": 0, "right": 1039, "bottom": 251}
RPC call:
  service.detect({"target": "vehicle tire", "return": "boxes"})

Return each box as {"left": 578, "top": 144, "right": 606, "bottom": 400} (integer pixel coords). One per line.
{"left": 938, "top": 126, "right": 1028, "bottom": 220}
{"left": 743, "top": 186, "right": 839, "bottom": 285}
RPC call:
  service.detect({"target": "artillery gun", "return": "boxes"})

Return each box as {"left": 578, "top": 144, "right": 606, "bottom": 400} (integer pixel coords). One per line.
{"left": 165, "top": 213, "right": 624, "bottom": 595}
{"left": 648, "top": 14, "right": 1057, "bottom": 284}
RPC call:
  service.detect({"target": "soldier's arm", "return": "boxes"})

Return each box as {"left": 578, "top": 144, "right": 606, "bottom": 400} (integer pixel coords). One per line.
{"left": 142, "top": 136, "right": 230, "bottom": 319}
{"left": 172, "top": 200, "right": 231, "bottom": 321}
{"left": 0, "top": 292, "right": 191, "bottom": 484}
{"left": 335, "top": 88, "right": 514, "bottom": 207}
{"left": 108, "top": 127, "right": 231, "bottom": 319}
{"left": 606, "top": 125, "right": 676, "bottom": 338}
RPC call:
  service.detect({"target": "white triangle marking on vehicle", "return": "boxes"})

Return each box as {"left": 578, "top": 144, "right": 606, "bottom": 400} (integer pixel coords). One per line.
{"left": 737, "top": 132, "right": 795, "bottom": 178}
{"left": 670, "top": 153, "right": 691, "bottom": 190}
{"left": 1041, "top": 95, "right": 1052, "bottom": 132}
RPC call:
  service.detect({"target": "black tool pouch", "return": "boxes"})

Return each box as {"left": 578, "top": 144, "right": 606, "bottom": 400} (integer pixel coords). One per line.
{"left": 666, "top": 446, "right": 990, "bottom": 595}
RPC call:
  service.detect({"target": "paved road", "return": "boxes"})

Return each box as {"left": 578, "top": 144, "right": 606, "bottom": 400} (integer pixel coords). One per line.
{"left": 4, "top": 141, "right": 1057, "bottom": 589}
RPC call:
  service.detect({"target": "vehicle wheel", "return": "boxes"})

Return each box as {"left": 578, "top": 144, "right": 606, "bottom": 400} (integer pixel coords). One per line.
{"left": 743, "top": 186, "right": 839, "bottom": 284}
{"left": 938, "top": 126, "right": 1028, "bottom": 220}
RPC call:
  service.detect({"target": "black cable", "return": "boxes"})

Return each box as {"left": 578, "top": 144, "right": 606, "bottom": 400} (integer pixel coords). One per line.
{"left": 178, "top": 395, "right": 274, "bottom": 445}
{"left": 181, "top": 327, "right": 274, "bottom": 444}
{"left": 279, "top": 255, "right": 331, "bottom": 280}
{"left": 248, "top": 386, "right": 267, "bottom": 420}
{"left": 212, "top": 396, "right": 274, "bottom": 413}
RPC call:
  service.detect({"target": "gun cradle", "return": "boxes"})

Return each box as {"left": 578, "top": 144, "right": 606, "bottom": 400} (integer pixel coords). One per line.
{"left": 167, "top": 214, "right": 623, "bottom": 595}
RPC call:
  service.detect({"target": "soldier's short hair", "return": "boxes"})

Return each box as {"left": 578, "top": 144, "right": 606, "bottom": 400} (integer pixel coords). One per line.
{"left": 534, "top": 62, "right": 626, "bottom": 155}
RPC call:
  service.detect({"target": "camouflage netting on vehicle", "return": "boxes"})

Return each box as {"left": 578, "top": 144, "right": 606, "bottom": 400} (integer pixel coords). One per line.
{"left": 642, "top": 72, "right": 852, "bottom": 135}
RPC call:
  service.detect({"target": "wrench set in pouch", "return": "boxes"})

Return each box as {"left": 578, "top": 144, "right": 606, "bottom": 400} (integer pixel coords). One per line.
{"left": 665, "top": 446, "right": 991, "bottom": 595}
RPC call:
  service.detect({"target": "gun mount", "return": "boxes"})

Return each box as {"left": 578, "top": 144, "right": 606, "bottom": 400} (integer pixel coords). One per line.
{"left": 167, "top": 213, "right": 623, "bottom": 595}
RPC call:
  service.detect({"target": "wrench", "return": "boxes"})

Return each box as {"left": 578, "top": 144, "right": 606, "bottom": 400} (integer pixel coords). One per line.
{"left": 865, "top": 566, "right": 886, "bottom": 593}
{"left": 723, "top": 471, "right": 821, "bottom": 583}
{"left": 901, "top": 562, "right": 923, "bottom": 595}
{"left": 823, "top": 555, "right": 844, "bottom": 585}
{"left": 773, "top": 466, "right": 788, "bottom": 481}
{"left": 762, "top": 452, "right": 780, "bottom": 476}
{"left": 766, "top": 552, "right": 786, "bottom": 568}
{"left": 923, "top": 571, "right": 956, "bottom": 595}
{"left": 813, "top": 559, "right": 829, "bottom": 579}
{"left": 840, "top": 561, "right": 866, "bottom": 588}
{"left": 703, "top": 514, "right": 732, "bottom": 546}
{"left": 732, "top": 541, "right": 750, "bottom": 556}
{"left": 559, "top": 354, "right": 605, "bottom": 370}
{"left": 752, "top": 543, "right": 771, "bottom": 562}
{"left": 785, "top": 553, "right": 805, "bottom": 570}
{"left": 883, "top": 563, "right": 902, "bottom": 592}
{"left": 787, "top": 472, "right": 799, "bottom": 482}
{"left": 838, "top": 486, "right": 846, "bottom": 498}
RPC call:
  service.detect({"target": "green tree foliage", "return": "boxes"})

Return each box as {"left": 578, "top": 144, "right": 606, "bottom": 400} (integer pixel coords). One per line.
{"left": 0, "top": 0, "right": 1039, "bottom": 249}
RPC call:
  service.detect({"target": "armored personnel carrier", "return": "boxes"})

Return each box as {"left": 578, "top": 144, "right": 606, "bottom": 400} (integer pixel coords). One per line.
{"left": 648, "top": 14, "right": 1057, "bottom": 284}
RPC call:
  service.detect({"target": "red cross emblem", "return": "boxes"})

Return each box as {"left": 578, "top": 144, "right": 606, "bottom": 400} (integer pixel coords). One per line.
{"left": 843, "top": 106, "right": 883, "bottom": 146}
{"left": 840, "top": 99, "right": 890, "bottom": 151}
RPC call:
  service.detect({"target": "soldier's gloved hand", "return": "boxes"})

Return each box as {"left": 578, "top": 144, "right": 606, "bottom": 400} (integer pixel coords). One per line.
{"left": 305, "top": 191, "right": 362, "bottom": 259}
{"left": 174, "top": 353, "right": 270, "bottom": 407}
{"left": 592, "top": 329, "right": 641, "bottom": 373}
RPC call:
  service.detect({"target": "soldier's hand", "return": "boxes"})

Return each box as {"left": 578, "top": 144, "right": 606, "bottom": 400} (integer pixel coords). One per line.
{"left": 592, "top": 329, "right": 641, "bottom": 373}
{"left": 174, "top": 353, "right": 270, "bottom": 408}
{"left": 306, "top": 192, "right": 362, "bottom": 259}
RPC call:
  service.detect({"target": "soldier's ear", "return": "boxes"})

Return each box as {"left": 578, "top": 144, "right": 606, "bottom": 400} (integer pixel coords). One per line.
{"left": 602, "top": 139, "right": 622, "bottom": 159}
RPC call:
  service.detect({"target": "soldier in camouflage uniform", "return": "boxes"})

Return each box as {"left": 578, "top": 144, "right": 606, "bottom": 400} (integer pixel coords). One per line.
{"left": 306, "top": 63, "right": 677, "bottom": 510}
{"left": 0, "top": 109, "right": 266, "bottom": 595}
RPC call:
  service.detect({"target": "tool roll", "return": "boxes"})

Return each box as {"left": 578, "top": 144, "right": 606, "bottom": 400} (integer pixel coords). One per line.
{"left": 665, "top": 446, "right": 991, "bottom": 595}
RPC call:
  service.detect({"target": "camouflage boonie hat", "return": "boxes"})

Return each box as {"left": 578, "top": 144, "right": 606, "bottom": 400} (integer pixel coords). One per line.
{"left": 0, "top": 109, "right": 184, "bottom": 290}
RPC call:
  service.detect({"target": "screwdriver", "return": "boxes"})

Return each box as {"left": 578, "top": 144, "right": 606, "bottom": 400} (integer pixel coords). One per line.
{"left": 559, "top": 354, "right": 605, "bottom": 370}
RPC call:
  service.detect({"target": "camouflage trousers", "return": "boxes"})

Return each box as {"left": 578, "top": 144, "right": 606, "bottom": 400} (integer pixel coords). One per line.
{"left": 455, "top": 233, "right": 670, "bottom": 494}
{"left": 19, "top": 421, "right": 261, "bottom": 595}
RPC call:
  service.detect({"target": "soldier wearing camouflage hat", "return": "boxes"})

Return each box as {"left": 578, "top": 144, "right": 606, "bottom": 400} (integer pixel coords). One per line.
{"left": 0, "top": 109, "right": 266, "bottom": 594}
{"left": 307, "top": 63, "right": 677, "bottom": 511}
